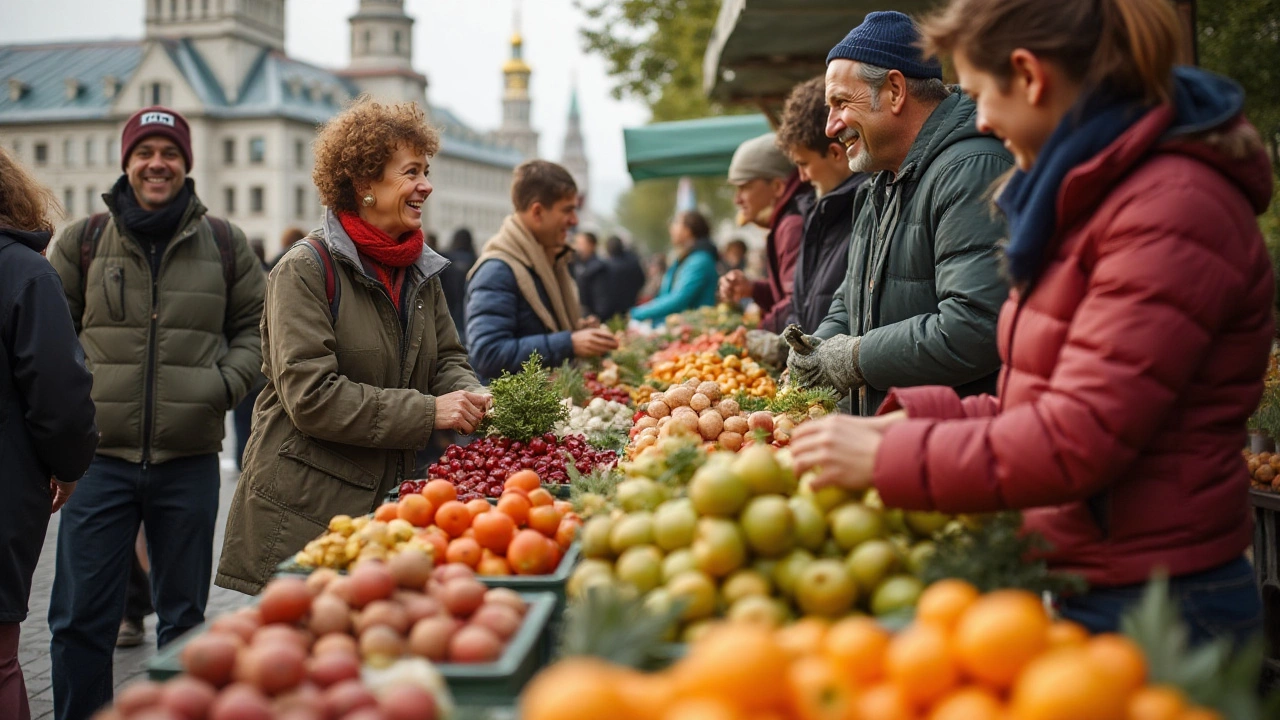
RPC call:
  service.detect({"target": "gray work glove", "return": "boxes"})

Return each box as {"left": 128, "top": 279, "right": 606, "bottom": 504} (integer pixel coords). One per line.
{"left": 745, "top": 329, "right": 788, "bottom": 367}
{"left": 788, "top": 333, "right": 864, "bottom": 393}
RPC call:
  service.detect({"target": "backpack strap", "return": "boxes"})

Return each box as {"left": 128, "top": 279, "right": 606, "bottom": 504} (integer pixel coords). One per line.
{"left": 300, "top": 236, "right": 340, "bottom": 323}
{"left": 204, "top": 216, "right": 237, "bottom": 291}
{"left": 78, "top": 213, "right": 109, "bottom": 293}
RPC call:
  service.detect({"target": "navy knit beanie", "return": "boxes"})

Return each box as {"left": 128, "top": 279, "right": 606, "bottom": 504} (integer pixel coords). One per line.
{"left": 826, "top": 11, "right": 943, "bottom": 80}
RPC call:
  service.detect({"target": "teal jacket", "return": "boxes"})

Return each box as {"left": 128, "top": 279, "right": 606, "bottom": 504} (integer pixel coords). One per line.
{"left": 631, "top": 239, "right": 719, "bottom": 322}
{"left": 815, "top": 92, "right": 1012, "bottom": 415}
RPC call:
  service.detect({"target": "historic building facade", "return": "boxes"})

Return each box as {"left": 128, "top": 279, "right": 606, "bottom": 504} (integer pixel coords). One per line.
{"left": 0, "top": 0, "right": 584, "bottom": 256}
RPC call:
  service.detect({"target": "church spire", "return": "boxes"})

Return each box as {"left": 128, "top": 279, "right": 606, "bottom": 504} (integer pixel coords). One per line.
{"left": 561, "top": 76, "right": 589, "bottom": 204}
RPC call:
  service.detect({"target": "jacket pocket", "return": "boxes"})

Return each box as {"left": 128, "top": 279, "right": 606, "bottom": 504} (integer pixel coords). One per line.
{"left": 257, "top": 433, "right": 382, "bottom": 526}
{"left": 103, "top": 265, "right": 126, "bottom": 322}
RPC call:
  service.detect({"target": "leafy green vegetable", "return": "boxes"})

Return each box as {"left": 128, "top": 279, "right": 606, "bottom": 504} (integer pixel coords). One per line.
{"left": 585, "top": 428, "right": 629, "bottom": 455}
{"left": 731, "top": 389, "right": 769, "bottom": 414}
{"left": 550, "top": 361, "right": 592, "bottom": 407}
{"left": 478, "top": 351, "right": 568, "bottom": 442}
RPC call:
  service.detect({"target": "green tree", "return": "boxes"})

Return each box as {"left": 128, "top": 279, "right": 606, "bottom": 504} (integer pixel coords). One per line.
{"left": 616, "top": 178, "right": 737, "bottom": 253}
{"left": 1198, "top": 0, "right": 1280, "bottom": 167}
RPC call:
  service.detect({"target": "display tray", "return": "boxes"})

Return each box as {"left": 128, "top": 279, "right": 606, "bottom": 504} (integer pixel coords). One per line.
{"left": 145, "top": 591, "right": 558, "bottom": 706}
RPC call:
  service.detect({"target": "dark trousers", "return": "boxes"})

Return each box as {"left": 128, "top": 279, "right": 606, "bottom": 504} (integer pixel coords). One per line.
{"left": 1058, "top": 556, "right": 1262, "bottom": 647}
{"left": 0, "top": 624, "right": 29, "bottom": 720}
{"left": 232, "top": 386, "right": 261, "bottom": 471}
{"left": 49, "top": 454, "right": 219, "bottom": 720}
{"left": 125, "top": 552, "right": 153, "bottom": 622}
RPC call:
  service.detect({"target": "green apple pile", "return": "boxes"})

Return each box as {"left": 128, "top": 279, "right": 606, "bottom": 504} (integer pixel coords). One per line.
{"left": 568, "top": 444, "right": 952, "bottom": 641}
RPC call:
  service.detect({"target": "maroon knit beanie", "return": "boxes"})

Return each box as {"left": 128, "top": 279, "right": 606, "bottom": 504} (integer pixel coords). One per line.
{"left": 120, "top": 106, "right": 193, "bottom": 171}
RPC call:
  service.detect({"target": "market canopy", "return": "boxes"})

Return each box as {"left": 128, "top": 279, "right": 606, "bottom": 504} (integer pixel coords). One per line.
{"left": 623, "top": 113, "right": 773, "bottom": 182}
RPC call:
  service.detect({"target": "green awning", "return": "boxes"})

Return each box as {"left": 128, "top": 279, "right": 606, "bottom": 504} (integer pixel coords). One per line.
{"left": 623, "top": 114, "right": 773, "bottom": 182}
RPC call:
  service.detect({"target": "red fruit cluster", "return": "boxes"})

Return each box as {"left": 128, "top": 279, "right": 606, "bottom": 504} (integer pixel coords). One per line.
{"left": 406, "top": 433, "right": 617, "bottom": 499}
{"left": 583, "top": 371, "right": 631, "bottom": 405}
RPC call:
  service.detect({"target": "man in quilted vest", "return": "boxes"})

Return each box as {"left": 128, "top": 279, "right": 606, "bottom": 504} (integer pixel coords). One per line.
{"left": 46, "top": 106, "right": 265, "bottom": 720}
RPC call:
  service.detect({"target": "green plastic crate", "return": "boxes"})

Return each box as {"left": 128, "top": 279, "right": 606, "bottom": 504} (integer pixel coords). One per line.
{"left": 145, "top": 591, "right": 557, "bottom": 707}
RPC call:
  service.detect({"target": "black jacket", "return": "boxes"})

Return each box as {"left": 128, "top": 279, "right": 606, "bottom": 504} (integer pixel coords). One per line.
{"left": 790, "top": 173, "right": 868, "bottom": 333}
{"left": 573, "top": 254, "right": 610, "bottom": 320}
{"left": 0, "top": 227, "right": 98, "bottom": 622}
{"left": 440, "top": 249, "right": 476, "bottom": 346}
{"left": 602, "top": 250, "right": 646, "bottom": 321}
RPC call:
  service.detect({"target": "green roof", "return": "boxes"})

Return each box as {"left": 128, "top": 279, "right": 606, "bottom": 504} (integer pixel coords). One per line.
{"left": 623, "top": 114, "right": 772, "bottom": 181}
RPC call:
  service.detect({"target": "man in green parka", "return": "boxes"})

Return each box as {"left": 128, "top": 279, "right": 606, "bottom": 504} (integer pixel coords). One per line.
{"left": 787, "top": 11, "right": 1012, "bottom": 416}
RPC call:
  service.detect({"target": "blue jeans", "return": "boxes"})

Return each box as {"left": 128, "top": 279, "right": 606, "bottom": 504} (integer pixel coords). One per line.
{"left": 49, "top": 454, "right": 219, "bottom": 720}
{"left": 1057, "top": 557, "right": 1262, "bottom": 647}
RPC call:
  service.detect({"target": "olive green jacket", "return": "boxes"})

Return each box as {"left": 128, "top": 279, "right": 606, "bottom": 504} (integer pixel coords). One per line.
{"left": 216, "top": 209, "right": 482, "bottom": 594}
{"left": 50, "top": 190, "right": 266, "bottom": 463}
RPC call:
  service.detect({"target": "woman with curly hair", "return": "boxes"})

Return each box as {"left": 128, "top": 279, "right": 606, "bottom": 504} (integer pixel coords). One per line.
{"left": 217, "top": 97, "right": 489, "bottom": 594}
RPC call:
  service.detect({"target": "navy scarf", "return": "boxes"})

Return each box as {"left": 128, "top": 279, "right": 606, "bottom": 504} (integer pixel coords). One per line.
{"left": 997, "top": 90, "right": 1148, "bottom": 284}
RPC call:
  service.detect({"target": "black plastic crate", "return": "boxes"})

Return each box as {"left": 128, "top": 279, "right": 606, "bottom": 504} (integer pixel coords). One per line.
{"left": 1249, "top": 488, "right": 1280, "bottom": 692}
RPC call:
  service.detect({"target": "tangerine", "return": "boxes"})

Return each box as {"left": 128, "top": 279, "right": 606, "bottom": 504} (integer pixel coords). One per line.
{"left": 1086, "top": 634, "right": 1147, "bottom": 695}
{"left": 1126, "top": 685, "right": 1188, "bottom": 720}
{"left": 496, "top": 492, "right": 532, "bottom": 527}
{"left": 423, "top": 479, "right": 457, "bottom": 507}
{"left": 786, "top": 654, "right": 857, "bottom": 720}
{"left": 396, "top": 494, "right": 435, "bottom": 527}
{"left": 885, "top": 622, "right": 958, "bottom": 708}
{"left": 416, "top": 528, "right": 448, "bottom": 563}
{"left": 1176, "top": 708, "right": 1224, "bottom": 720}
{"left": 434, "top": 500, "right": 472, "bottom": 538}
{"left": 662, "top": 698, "right": 746, "bottom": 720}
{"left": 374, "top": 502, "right": 399, "bottom": 522}
{"left": 477, "top": 549, "right": 512, "bottom": 576}
{"left": 1010, "top": 648, "right": 1127, "bottom": 720}
{"left": 554, "top": 517, "right": 580, "bottom": 550}
{"left": 952, "top": 589, "right": 1050, "bottom": 690}
{"left": 445, "top": 537, "right": 482, "bottom": 568}
{"left": 928, "top": 687, "right": 1004, "bottom": 720}
{"left": 824, "top": 615, "right": 891, "bottom": 686}
{"left": 614, "top": 669, "right": 677, "bottom": 719}
{"left": 465, "top": 498, "right": 492, "bottom": 518}
{"left": 505, "top": 469, "right": 542, "bottom": 493}
{"left": 672, "top": 624, "right": 789, "bottom": 713}
{"left": 1046, "top": 620, "right": 1089, "bottom": 649}
{"left": 508, "top": 529, "right": 557, "bottom": 575}
{"left": 775, "top": 617, "right": 830, "bottom": 661}
{"left": 915, "top": 579, "right": 979, "bottom": 631}
{"left": 473, "top": 511, "right": 517, "bottom": 554}
{"left": 528, "top": 487, "right": 555, "bottom": 507}
{"left": 852, "top": 683, "right": 915, "bottom": 720}
{"left": 528, "top": 505, "right": 564, "bottom": 537}
{"left": 519, "top": 658, "right": 628, "bottom": 720}
{"left": 554, "top": 500, "right": 575, "bottom": 515}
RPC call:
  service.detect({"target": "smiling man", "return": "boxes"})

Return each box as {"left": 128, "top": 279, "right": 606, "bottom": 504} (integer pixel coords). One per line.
{"left": 787, "top": 11, "right": 1012, "bottom": 417}
{"left": 465, "top": 159, "right": 617, "bottom": 382}
{"left": 47, "top": 105, "right": 265, "bottom": 719}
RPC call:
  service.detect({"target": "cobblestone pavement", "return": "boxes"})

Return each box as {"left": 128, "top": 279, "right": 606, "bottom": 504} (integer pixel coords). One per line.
{"left": 20, "top": 421, "right": 253, "bottom": 719}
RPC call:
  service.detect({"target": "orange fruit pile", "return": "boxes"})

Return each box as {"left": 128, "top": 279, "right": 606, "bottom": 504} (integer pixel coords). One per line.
{"left": 519, "top": 579, "right": 1224, "bottom": 720}
{"left": 373, "top": 470, "right": 580, "bottom": 576}
{"left": 647, "top": 350, "right": 776, "bottom": 398}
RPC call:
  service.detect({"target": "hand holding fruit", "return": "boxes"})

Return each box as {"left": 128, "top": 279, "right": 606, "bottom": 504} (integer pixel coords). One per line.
{"left": 790, "top": 412, "right": 907, "bottom": 492}
{"left": 571, "top": 328, "right": 619, "bottom": 358}
{"left": 434, "top": 390, "right": 489, "bottom": 434}
{"left": 718, "top": 270, "right": 752, "bottom": 303}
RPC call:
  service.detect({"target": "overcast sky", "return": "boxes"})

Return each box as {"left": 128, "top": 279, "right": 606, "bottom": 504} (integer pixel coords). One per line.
{"left": 0, "top": 0, "right": 652, "bottom": 218}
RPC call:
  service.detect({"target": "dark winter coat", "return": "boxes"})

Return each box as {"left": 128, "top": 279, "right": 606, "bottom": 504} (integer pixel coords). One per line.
{"left": 49, "top": 188, "right": 266, "bottom": 463}
{"left": 573, "top": 254, "right": 610, "bottom": 320}
{"left": 440, "top": 248, "right": 475, "bottom": 346}
{"left": 602, "top": 250, "right": 646, "bottom": 320}
{"left": 814, "top": 92, "right": 1012, "bottom": 415}
{"left": 465, "top": 258, "right": 576, "bottom": 382}
{"left": 873, "top": 70, "right": 1274, "bottom": 586}
{"left": 0, "top": 227, "right": 98, "bottom": 622}
{"left": 790, "top": 172, "right": 867, "bottom": 333}
{"left": 217, "top": 209, "right": 483, "bottom": 593}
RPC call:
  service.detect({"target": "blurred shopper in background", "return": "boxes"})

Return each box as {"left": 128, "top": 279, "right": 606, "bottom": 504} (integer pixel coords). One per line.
{"left": 717, "top": 238, "right": 748, "bottom": 276}
{"left": 631, "top": 210, "right": 720, "bottom": 323}
{"left": 440, "top": 227, "right": 476, "bottom": 346}
{"left": 601, "top": 234, "right": 646, "bottom": 321}
{"left": 571, "top": 230, "right": 609, "bottom": 321}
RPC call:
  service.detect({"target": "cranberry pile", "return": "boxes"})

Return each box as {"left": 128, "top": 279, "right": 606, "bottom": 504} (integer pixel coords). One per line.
{"left": 401, "top": 433, "right": 618, "bottom": 499}
{"left": 584, "top": 371, "right": 631, "bottom": 405}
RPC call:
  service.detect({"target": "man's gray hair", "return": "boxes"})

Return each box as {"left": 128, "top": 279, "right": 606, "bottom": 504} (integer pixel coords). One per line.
{"left": 856, "top": 63, "right": 951, "bottom": 110}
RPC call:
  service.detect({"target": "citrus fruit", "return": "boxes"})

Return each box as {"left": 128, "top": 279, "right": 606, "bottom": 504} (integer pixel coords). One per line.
{"left": 914, "top": 578, "right": 979, "bottom": 631}
{"left": 885, "top": 622, "right": 958, "bottom": 708}
{"left": 953, "top": 589, "right": 1050, "bottom": 690}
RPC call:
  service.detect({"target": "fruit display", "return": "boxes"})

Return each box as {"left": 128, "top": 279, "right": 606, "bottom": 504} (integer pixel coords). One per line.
{"left": 520, "top": 581, "right": 1232, "bottom": 720}
{"left": 629, "top": 379, "right": 748, "bottom": 456}
{"left": 417, "top": 433, "right": 618, "bottom": 499}
{"left": 647, "top": 328, "right": 746, "bottom": 366}
{"left": 571, "top": 444, "right": 947, "bottom": 639}
{"left": 294, "top": 515, "right": 432, "bottom": 571}
{"left": 583, "top": 369, "right": 632, "bottom": 405}
{"left": 556, "top": 397, "right": 632, "bottom": 438}
{"left": 1245, "top": 449, "right": 1280, "bottom": 492}
{"left": 379, "top": 472, "right": 580, "bottom": 576}
{"left": 646, "top": 350, "right": 777, "bottom": 398}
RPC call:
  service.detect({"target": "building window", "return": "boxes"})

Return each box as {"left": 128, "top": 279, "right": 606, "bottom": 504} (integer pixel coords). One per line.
{"left": 364, "top": 30, "right": 371, "bottom": 53}
{"left": 294, "top": 185, "right": 306, "bottom": 219}
{"left": 85, "top": 137, "right": 95, "bottom": 166}
{"left": 34, "top": 142, "right": 48, "bottom": 165}
{"left": 223, "top": 138, "right": 235, "bottom": 165}
{"left": 86, "top": 187, "right": 98, "bottom": 214}
{"left": 224, "top": 187, "right": 236, "bottom": 214}
{"left": 201, "top": 0, "right": 208, "bottom": 17}
{"left": 295, "top": 139, "right": 305, "bottom": 168}
{"left": 393, "top": 30, "right": 402, "bottom": 54}
{"left": 141, "top": 82, "right": 168, "bottom": 106}
{"left": 64, "top": 188, "right": 74, "bottom": 215}
{"left": 63, "top": 138, "right": 74, "bottom": 167}
{"left": 107, "top": 137, "right": 117, "bottom": 165}
{"left": 249, "top": 137, "right": 265, "bottom": 164}
{"left": 250, "top": 186, "right": 264, "bottom": 213}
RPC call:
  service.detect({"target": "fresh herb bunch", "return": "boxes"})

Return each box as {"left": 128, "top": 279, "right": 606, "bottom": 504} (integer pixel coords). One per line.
{"left": 478, "top": 351, "right": 568, "bottom": 443}
{"left": 585, "top": 428, "right": 629, "bottom": 455}
{"left": 919, "top": 511, "right": 1086, "bottom": 595}
{"left": 604, "top": 314, "right": 630, "bottom": 334}
{"left": 731, "top": 389, "right": 770, "bottom": 414}
{"left": 550, "top": 361, "right": 592, "bottom": 407}
{"left": 609, "top": 338, "right": 659, "bottom": 388}
{"left": 768, "top": 386, "right": 839, "bottom": 420}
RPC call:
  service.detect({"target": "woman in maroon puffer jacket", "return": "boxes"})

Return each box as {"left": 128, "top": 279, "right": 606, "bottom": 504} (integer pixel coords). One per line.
{"left": 791, "top": 0, "right": 1274, "bottom": 643}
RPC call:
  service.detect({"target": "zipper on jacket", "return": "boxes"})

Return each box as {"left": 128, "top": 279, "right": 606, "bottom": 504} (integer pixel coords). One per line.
{"left": 142, "top": 242, "right": 160, "bottom": 464}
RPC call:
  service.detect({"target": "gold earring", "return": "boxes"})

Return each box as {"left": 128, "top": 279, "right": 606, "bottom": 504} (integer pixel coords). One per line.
{"left": 362, "top": 194, "right": 374, "bottom": 207}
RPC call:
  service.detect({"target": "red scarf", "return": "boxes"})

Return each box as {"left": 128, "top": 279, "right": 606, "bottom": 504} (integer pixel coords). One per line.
{"left": 337, "top": 212, "right": 424, "bottom": 309}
